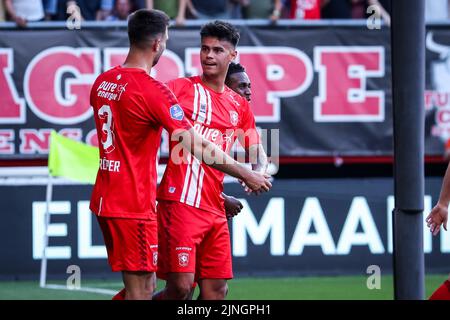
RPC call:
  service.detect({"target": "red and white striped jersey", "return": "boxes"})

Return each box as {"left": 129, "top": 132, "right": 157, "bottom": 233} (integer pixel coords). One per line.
{"left": 157, "top": 76, "right": 260, "bottom": 215}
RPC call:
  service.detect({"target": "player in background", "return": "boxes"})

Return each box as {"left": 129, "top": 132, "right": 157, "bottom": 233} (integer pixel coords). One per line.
{"left": 225, "top": 62, "right": 251, "bottom": 102}
{"left": 427, "top": 162, "right": 450, "bottom": 300}
{"left": 220, "top": 62, "right": 254, "bottom": 220}
{"left": 90, "top": 10, "right": 272, "bottom": 300}
{"left": 225, "top": 62, "right": 268, "bottom": 194}
{"left": 153, "top": 21, "right": 269, "bottom": 300}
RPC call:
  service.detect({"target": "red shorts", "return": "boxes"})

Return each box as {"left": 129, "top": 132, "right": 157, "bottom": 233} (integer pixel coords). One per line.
{"left": 96, "top": 216, "right": 158, "bottom": 272}
{"left": 156, "top": 200, "right": 233, "bottom": 281}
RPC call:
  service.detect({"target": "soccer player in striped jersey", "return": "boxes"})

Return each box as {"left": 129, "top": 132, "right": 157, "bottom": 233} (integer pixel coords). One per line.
{"left": 154, "top": 21, "right": 269, "bottom": 300}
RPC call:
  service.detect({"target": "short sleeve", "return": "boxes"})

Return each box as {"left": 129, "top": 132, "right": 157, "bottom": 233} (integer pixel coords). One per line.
{"left": 146, "top": 81, "right": 192, "bottom": 134}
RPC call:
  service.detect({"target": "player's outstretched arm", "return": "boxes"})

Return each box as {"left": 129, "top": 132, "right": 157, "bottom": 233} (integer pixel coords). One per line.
{"left": 239, "top": 144, "right": 270, "bottom": 195}
{"left": 175, "top": 128, "right": 272, "bottom": 193}
{"left": 427, "top": 163, "right": 450, "bottom": 235}
{"left": 248, "top": 144, "right": 268, "bottom": 174}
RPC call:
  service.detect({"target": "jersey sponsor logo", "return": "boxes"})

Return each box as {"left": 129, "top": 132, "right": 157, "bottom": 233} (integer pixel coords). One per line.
{"left": 193, "top": 123, "right": 221, "bottom": 142}
{"left": 116, "top": 83, "right": 127, "bottom": 101}
{"left": 170, "top": 104, "right": 184, "bottom": 120}
{"left": 175, "top": 246, "right": 192, "bottom": 251}
{"left": 178, "top": 252, "right": 189, "bottom": 267}
{"left": 230, "top": 111, "right": 239, "bottom": 126}
{"left": 96, "top": 81, "right": 127, "bottom": 102}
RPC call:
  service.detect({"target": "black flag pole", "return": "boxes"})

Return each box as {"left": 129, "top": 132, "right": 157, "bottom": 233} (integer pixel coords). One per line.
{"left": 391, "top": 0, "right": 426, "bottom": 300}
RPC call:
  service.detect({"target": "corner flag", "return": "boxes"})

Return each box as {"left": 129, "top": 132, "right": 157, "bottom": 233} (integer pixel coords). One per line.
{"left": 41, "top": 131, "right": 101, "bottom": 289}
{"left": 48, "top": 130, "right": 99, "bottom": 184}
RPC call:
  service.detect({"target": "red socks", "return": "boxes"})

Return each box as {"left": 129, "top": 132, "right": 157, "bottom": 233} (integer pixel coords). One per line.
{"left": 112, "top": 288, "right": 126, "bottom": 300}
{"left": 429, "top": 280, "right": 450, "bottom": 300}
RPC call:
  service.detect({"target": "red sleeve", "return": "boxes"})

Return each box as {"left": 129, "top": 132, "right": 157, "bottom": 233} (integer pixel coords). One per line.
{"left": 166, "top": 79, "right": 177, "bottom": 94}
{"left": 238, "top": 99, "right": 260, "bottom": 149}
{"left": 145, "top": 80, "right": 191, "bottom": 134}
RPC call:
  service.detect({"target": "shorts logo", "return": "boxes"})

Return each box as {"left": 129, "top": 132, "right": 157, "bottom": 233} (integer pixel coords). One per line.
{"left": 153, "top": 252, "right": 158, "bottom": 266}
{"left": 230, "top": 111, "right": 239, "bottom": 126}
{"left": 170, "top": 104, "right": 184, "bottom": 121}
{"left": 178, "top": 252, "right": 189, "bottom": 267}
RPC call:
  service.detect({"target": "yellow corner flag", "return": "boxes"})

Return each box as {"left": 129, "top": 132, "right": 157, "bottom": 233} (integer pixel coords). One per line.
{"left": 48, "top": 130, "right": 99, "bottom": 184}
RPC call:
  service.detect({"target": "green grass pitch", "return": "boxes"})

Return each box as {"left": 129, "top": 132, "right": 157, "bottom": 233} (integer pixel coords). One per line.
{"left": 0, "top": 274, "right": 447, "bottom": 300}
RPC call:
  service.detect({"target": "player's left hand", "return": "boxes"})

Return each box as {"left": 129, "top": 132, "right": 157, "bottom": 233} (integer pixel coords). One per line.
{"left": 426, "top": 203, "right": 448, "bottom": 236}
{"left": 224, "top": 195, "right": 243, "bottom": 219}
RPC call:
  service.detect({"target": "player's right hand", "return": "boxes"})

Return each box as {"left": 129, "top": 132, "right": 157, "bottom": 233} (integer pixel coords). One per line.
{"left": 426, "top": 203, "right": 448, "bottom": 236}
{"left": 242, "top": 171, "right": 272, "bottom": 194}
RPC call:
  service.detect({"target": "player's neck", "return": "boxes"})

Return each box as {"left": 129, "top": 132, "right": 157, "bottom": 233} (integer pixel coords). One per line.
{"left": 122, "top": 49, "right": 154, "bottom": 74}
{"left": 201, "top": 74, "right": 225, "bottom": 93}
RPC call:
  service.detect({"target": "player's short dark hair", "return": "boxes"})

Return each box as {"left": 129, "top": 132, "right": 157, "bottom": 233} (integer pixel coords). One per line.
{"left": 226, "top": 62, "right": 246, "bottom": 79}
{"left": 128, "top": 9, "right": 169, "bottom": 49}
{"left": 200, "top": 20, "right": 240, "bottom": 47}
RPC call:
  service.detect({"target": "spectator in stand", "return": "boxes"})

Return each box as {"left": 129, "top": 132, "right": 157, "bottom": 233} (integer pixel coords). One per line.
{"left": 351, "top": 0, "right": 390, "bottom": 26}
{"left": 177, "top": 0, "right": 229, "bottom": 25}
{"left": 43, "top": 0, "right": 58, "bottom": 20}
{"left": 147, "top": 0, "right": 189, "bottom": 25}
{"left": 54, "top": 0, "right": 113, "bottom": 21}
{"left": 229, "top": 0, "right": 245, "bottom": 19}
{"left": 106, "top": 0, "right": 135, "bottom": 20}
{"left": 4, "top": 0, "right": 45, "bottom": 27}
{"left": 284, "top": 0, "right": 322, "bottom": 20}
{"left": 241, "top": 0, "right": 283, "bottom": 21}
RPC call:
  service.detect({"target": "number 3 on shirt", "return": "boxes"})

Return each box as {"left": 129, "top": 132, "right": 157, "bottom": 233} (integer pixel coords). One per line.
{"left": 98, "top": 105, "right": 115, "bottom": 154}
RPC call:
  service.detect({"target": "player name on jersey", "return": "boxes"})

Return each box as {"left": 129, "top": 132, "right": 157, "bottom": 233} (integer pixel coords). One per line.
{"left": 99, "top": 157, "right": 120, "bottom": 172}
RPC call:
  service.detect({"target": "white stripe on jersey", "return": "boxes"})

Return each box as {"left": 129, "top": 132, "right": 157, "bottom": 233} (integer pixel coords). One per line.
{"left": 185, "top": 157, "right": 201, "bottom": 206}
{"left": 194, "top": 167, "right": 205, "bottom": 208}
{"left": 197, "top": 84, "right": 208, "bottom": 123}
{"left": 205, "top": 88, "right": 212, "bottom": 125}
{"left": 192, "top": 84, "right": 199, "bottom": 120}
{"left": 180, "top": 153, "right": 192, "bottom": 203}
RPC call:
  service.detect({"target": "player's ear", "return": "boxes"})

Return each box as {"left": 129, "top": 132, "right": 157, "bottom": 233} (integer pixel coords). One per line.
{"left": 230, "top": 49, "right": 237, "bottom": 62}
{"left": 153, "top": 38, "right": 161, "bottom": 52}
